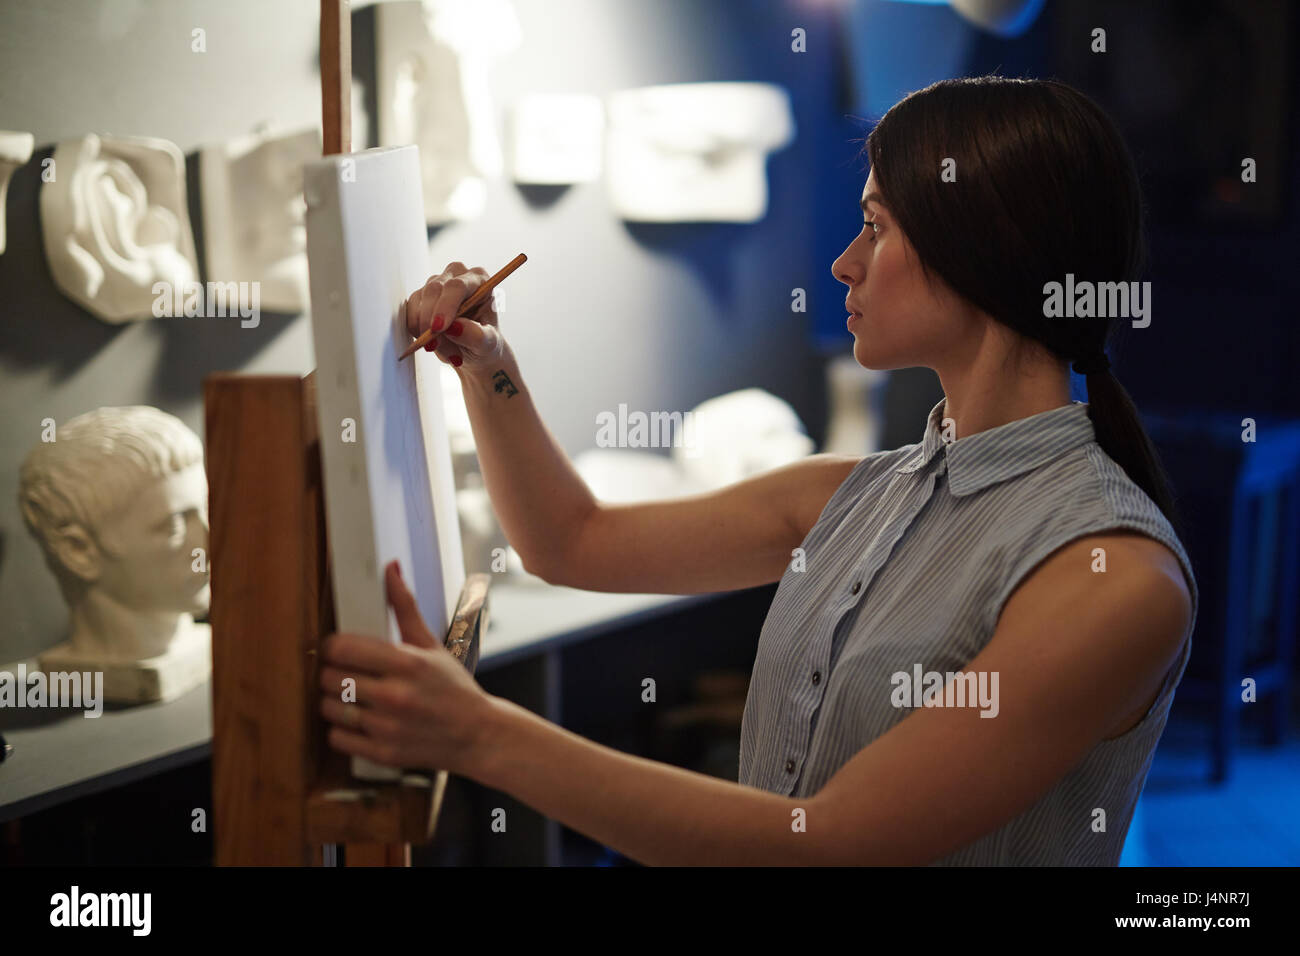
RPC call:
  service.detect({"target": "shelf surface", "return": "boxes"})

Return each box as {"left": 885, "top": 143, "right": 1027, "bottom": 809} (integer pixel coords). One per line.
{"left": 0, "top": 582, "right": 726, "bottom": 822}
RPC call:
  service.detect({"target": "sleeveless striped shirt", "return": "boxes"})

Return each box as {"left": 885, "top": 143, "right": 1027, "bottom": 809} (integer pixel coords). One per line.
{"left": 738, "top": 398, "right": 1198, "bottom": 865}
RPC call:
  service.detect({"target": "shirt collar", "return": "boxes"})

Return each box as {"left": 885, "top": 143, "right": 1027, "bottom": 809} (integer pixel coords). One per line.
{"left": 895, "top": 398, "right": 1096, "bottom": 496}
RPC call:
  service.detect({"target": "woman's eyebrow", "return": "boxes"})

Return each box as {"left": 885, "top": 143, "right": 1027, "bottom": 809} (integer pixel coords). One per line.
{"left": 859, "top": 192, "right": 885, "bottom": 212}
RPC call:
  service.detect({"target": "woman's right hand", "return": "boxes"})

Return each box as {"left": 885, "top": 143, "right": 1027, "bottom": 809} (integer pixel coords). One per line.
{"left": 402, "top": 261, "right": 508, "bottom": 377}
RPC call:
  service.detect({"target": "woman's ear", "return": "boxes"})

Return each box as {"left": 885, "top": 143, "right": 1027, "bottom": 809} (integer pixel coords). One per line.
{"left": 49, "top": 523, "right": 102, "bottom": 583}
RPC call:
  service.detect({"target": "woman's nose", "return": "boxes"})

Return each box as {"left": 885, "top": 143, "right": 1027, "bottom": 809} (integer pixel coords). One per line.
{"left": 832, "top": 250, "right": 861, "bottom": 287}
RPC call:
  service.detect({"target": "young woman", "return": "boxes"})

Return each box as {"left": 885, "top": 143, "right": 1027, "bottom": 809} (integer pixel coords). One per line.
{"left": 319, "top": 76, "right": 1197, "bottom": 866}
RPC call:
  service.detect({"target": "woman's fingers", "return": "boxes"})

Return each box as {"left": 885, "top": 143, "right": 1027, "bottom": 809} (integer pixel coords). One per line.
{"left": 425, "top": 335, "right": 464, "bottom": 365}
{"left": 319, "top": 665, "right": 386, "bottom": 702}
{"left": 326, "top": 722, "right": 403, "bottom": 768}
{"left": 415, "top": 275, "right": 445, "bottom": 338}
{"left": 460, "top": 267, "right": 498, "bottom": 327}
{"left": 384, "top": 561, "right": 437, "bottom": 649}
{"left": 404, "top": 262, "right": 499, "bottom": 343}
{"left": 426, "top": 261, "right": 481, "bottom": 333}
{"left": 428, "top": 275, "right": 471, "bottom": 336}
{"left": 321, "top": 630, "right": 422, "bottom": 678}
{"left": 321, "top": 694, "right": 396, "bottom": 735}
{"left": 400, "top": 290, "right": 417, "bottom": 337}
{"left": 434, "top": 316, "right": 505, "bottom": 371}
{"left": 432, "top": 340, "right": 464, "bottom": 363}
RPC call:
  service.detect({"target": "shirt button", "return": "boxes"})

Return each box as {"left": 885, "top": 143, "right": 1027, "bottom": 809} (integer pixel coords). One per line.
{"left": 785, "top": 759, "right": 796, "bottom": 774}
{"left": 850, "top": 580, "right": 861, "bottom": 595}
{"left": 812, "top": 671, "right": 821, "bottom": 685}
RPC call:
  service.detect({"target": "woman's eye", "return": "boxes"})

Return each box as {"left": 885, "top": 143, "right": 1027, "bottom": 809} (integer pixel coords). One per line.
{"left": 863, "top": 219, "right": 879, "bottom": 237}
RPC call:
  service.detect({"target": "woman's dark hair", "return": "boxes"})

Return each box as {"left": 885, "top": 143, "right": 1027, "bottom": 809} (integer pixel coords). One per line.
{"left": 864, "top": 75, "right": 1182, "bottom": 535}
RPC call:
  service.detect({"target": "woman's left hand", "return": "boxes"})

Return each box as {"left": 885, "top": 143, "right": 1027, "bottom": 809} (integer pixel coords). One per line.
{"left": 318, "top": 560, "right": 492, "bottom": 776}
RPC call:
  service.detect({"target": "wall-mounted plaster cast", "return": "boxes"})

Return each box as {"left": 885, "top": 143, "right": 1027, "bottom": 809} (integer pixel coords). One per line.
{"left": 200, "top": 127, "right": 319, "bottom": 313}
{"left": 822, "top": 355, "right": 890, "bottom": 456}
{"left": 377, "top": 0, "right": 521, "bottom": 224}
{"left": 17, "top": 406, "right": 210, "bottom": 704}
{"left": 0, "top": 131, "right": 34, "bottom": 255}
{"left": 509, "top": 93, "right": 604, "bottom": 185}
{"left": 606, "top": 83, "right": 795, "bottom": 223}
{"left": 672, "top": 388, "right": 814, "bottom": 491}
{"left": 40, "top": 133, "right": 198, "bottom": 322}
{"left": 951, "top": 0, "right": 1047, "bottom": 37}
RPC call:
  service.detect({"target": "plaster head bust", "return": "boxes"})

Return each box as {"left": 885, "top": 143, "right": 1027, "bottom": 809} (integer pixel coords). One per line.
{"left": 18, "top": 406, "right": 208, "bottom": 661}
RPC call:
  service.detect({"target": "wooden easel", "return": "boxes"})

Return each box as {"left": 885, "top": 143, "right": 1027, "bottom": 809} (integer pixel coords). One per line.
{"left": 205, "top": 374, "right": 487, "bottom": 865}
{"left": 206, "top": 2, "right": 487, "bottom": 867}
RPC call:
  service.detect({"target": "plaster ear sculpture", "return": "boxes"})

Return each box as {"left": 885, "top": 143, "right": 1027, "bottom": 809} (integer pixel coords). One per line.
{"left": 509, "top": 93, "right": 604, "bottom": 185}
{"left": 0, "top": 131, "right": 35, "bottom": 255}
{"left": 377, "top": 0, "right": 521, "bottom": 224}
{"left": 606, "top": 83, "right": 795, "bottom": 223}
{"left": 671, "top": 388, "right": 814, "bottom": 491}
{"left": 17, "top": 406, "right": 211, "bottom": 704}
{"left": 40, "top": 133, "right": 199, "bottom": 323}
{"left": 200, "top": 127, "right": 319, "bottom": 313}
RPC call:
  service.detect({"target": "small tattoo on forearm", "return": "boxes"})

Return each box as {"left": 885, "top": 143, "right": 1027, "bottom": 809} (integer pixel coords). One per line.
{"left": 491, "top": 370, "right": 519, "bottom": 398}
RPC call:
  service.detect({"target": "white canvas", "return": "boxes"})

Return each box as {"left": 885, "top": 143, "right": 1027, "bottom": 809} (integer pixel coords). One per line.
{"left": 304, "top": 145, "right": 466, "bottom": 781}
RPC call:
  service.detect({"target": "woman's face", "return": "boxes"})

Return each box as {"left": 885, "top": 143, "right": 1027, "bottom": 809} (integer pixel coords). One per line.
{"left": 832, "top": 168, "right": 974, "bottom": 371}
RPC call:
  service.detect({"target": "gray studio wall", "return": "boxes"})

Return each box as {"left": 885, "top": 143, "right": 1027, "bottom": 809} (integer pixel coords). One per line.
{"left": 0, "top": 0, "right": 842, "bottom": 663}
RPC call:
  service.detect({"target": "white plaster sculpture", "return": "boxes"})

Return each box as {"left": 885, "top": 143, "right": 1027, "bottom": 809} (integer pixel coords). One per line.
{"left": 40, "top": 133, "right": 199, "bottom": 323}
{"left": 0, "top": 131, "right": 35, "bottom": 255}
{"left": 572, "top": 448, "right": 703, "bottom": 502}
{"left": 504, "top": 433, "right": 728, "bottom": 587}
{"left": 17, "top": 406, "right": 210, "bottom": 704}
{"left": 671, "top": 388, "right": 814, "bottom": 490}
{"left": 950, "top": 0, "right": 1047, "bottom": 37}
{"left": 509, "top": 93, "right": 604, "bottom": 185}
{"left": 822, "top": 354, "right": 890, "bottom": 455}
{"left": 377, "top": 0, "right": 522, "bottom": 224}
{"left": 606, "top": 83, "right": 795, "bottom": 222}
{"left": 200, "top": 127, "right": 319, "bottom": 313}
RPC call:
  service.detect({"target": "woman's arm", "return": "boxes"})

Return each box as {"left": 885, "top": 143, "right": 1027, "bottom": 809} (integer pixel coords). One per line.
{"left": 324, "top": 533, "right": 1191, "bottom": 865}
{"left": 410, "top": 263, "right": 861, "bottom": 594}
{"left": 538, "top": 451, "right": 863, "bottom": 594}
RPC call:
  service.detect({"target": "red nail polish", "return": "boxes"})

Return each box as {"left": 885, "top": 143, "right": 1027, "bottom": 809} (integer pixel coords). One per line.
{"left": 431, "top": 315, "right": 445, "bottom": 332}
{"left": 425, "top": 340, "right": 437, "bottom": 352}
{"left": 451, "top": 356, "right": 462, "bottom": 367}
{"left": 448, "top": 320, "right": 463, "bottom": 336}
